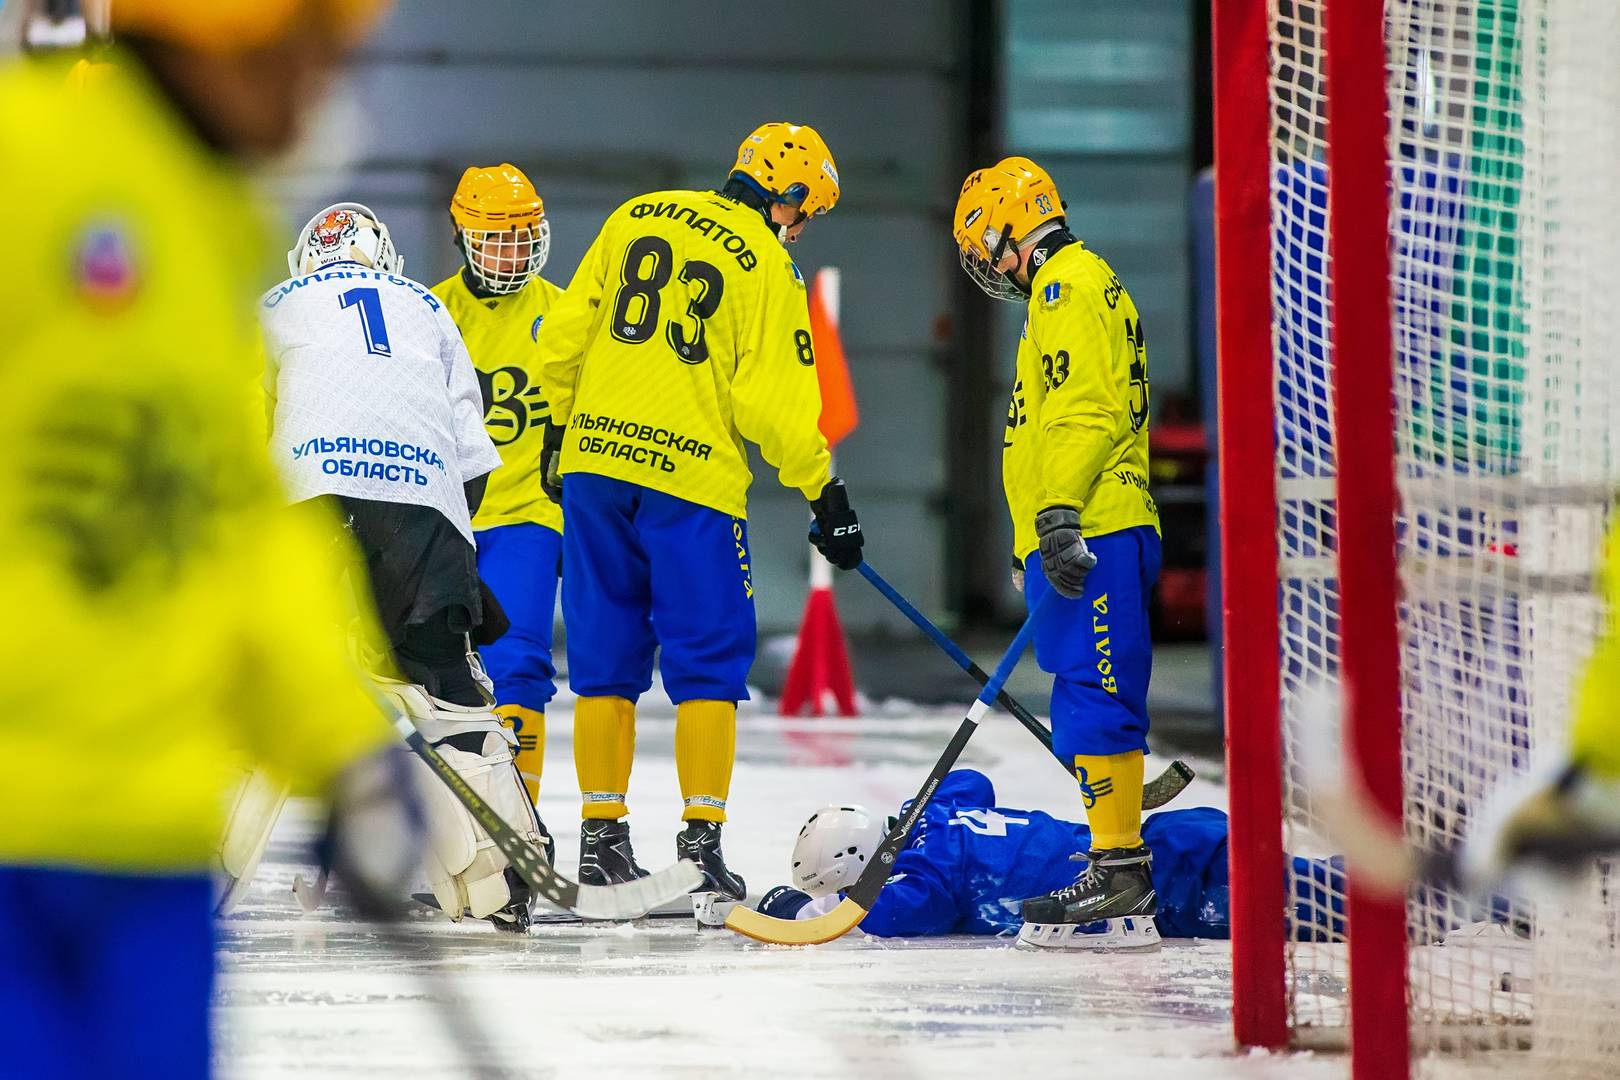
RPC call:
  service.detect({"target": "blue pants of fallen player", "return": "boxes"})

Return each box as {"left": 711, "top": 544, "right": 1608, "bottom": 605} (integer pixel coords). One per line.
{"left": 475, "top": 521, "right": 561, "bottom": 712}
{"left": 562, "top": 473, "right": 755, "bottom": 704}
{"left": 1023, "top": 525, "right": 1162, "bottom": 760}
{"left": 0, "top": 866, "right": 213, "bottom": 1080}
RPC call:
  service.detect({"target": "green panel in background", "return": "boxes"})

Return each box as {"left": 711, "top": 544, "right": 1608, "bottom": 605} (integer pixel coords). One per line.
{"left": 1439, "top": 0, "right": 1526, "bottom": 468}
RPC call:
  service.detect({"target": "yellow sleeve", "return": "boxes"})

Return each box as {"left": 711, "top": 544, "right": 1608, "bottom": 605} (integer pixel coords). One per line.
{"left": 732, "top": 261, "right": 831, "bottom": 500}
{"left": 535, "top": 221, "right": 614, "bottom": 427}
{"left": 1033, "top": 297, "right": 1125, "bottom": 512}
{"left": 1572, "top": 521, "right": 1620, "bottom": 779}
{"left": 231, "top": 500, "right": 394, "bottom": 795}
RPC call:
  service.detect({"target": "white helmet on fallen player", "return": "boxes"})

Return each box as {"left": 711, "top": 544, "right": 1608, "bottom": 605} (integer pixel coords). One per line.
{"left": 289, "top": 202, "right": 403, "bottom": 277}
{"left": 791, "top": 804, "right": 886, "bottom": 898}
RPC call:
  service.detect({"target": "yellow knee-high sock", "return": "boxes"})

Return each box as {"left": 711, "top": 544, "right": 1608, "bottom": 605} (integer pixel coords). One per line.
{"left": 613, "top": 696, "right": 636, "bottom": 803}
{"left": 1073, "top": 750, "right": 1146, "bottom": 850}
{"left": 495, "top": 704, "right": 545, "bottom": 806}
{"left": 574, "top": 695, "right": 634, "bottom": 820}
{"left": 675, "top": 700, "right": 736, "bottom": 823}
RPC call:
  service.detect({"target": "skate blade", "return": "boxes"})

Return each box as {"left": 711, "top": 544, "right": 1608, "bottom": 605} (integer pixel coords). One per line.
{"left": 291, "top": 870, "right": 329, "bottom": 914}
{"left": 1016, "top": 915, "right": 1161, "bottom": 952}
{"left": 690, "top": 891, "right": 740, "bottom": 928}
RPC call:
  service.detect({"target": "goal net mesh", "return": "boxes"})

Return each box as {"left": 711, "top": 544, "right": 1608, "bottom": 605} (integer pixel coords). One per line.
{"left": 1266, "top": 0, "right": 1620, "bottom": 1068}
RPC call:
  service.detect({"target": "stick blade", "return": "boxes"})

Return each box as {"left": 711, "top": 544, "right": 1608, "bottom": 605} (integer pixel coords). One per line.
{"left": 723, "top": 896, "right": 866, "bottom": 945}
{"left": 570, "top": 859, "right": 705, "bottom": 921}
{"left": 1142, "top": 759, "right": 1196, "bottom": 810}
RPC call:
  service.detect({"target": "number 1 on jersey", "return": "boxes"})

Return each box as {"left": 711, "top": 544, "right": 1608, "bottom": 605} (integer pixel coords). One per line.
{"left": 338, "top": 287, "right": 392, "bottom": 357}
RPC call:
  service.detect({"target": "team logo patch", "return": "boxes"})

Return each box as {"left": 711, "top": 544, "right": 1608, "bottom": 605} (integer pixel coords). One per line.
{"left": 530, "top": 314, "right": 546, "bottom": 342}
{"left": 1041, "top": 281, "right": 1070, "bottom": 309}
{"left": 789, "top": 260, "right": 805, "bottom": 288}
{"left": 1031, "top": 247, "right": 1048, "bottom": 267}
{"left": 1075, "top": 766, "right": 1115, "bottom": 809}
{"left": 74, "top": 220, "right": 140, "bottom": 310}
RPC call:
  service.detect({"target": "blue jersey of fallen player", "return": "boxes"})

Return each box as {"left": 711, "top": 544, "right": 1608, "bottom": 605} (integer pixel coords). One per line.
{"left": 860, "top": 769, "right": 1349, "bottom": 940}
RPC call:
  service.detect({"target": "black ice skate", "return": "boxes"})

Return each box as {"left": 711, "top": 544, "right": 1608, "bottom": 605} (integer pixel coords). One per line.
{"left": 1017, "top": 845, "right": 1161, "bottom": 952}
{"left": 487, "top": 817, "right": 554, "bottom": 933}
{"left": 675, "top": 820, "right": 746, "bottom": 926}
{"left": 488, "top": 867, "right": 533, "bottom": 933}
{"left": 577, "top": 819, "right": 650, "bottom": 888}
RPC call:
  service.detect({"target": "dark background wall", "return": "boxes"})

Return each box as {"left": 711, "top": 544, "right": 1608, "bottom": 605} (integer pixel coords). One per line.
{"left": 267, "top": 1, "right": 1198, "bottom": 637}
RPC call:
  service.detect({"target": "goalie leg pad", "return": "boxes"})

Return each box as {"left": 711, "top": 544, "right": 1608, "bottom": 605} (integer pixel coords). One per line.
{"left": 387, "top": 682, "right": 542, "bottom": 920}
{"left": 215, "top": 767, "right": 290, "bottom": 914}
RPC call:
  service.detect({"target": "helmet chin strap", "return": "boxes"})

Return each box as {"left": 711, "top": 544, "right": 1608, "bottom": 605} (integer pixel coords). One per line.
{"left": 1013, "top": 221, "right": 1077, "bottom": 294}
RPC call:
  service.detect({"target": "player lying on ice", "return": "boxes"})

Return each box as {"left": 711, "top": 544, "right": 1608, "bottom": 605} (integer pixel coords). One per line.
{"left": 255, "top": 203, "right": 548, "bottom": 931}
{"left": 754, "top": 768, "right": 1388, "bottom": 949}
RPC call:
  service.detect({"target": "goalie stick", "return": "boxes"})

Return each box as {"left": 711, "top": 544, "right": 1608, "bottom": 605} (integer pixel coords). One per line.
{"left": 412, "top": 893, "right": 695, "bottom": 925}
{"left": 726, "top": 590, "right": 1054, "bottom": 945}
{"left": 388, "top": 706, "right": 703, "bottom": 921}
{"left": 856, "top": 561, "right": 1195, "bottom": 809}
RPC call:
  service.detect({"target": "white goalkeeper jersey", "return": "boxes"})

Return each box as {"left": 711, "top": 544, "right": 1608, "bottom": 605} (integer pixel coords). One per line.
{"left": 259, "top": 263, "right": 502, "bottom": 544}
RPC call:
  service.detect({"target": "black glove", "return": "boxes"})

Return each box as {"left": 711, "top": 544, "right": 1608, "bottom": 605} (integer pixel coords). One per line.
{"left": 473, "top": 577, "right": 510, "bottom": 647}
{"left": 809, "top": 477, "right": 864, "bottom": 570}
{"left": 1034, "top": 506, "right": 1097, "bottom": 599}
{"left": 539, "top": 421, "right": 565, "bottom": 504}
{"left": 758, "top": 884, "right": 815, "bottom": 920}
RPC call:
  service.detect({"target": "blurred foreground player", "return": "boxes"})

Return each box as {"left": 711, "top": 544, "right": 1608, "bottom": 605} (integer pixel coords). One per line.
{"left": 0, "top": 2, "right": 415, "bottom": 1077}
{"left": 953, "top": 157, "right": 1162, "bottom": 949}
{"left": 536, "top": 123, "right": 864, "bottom": 917}
{"left": 1445, "top": 518, "right": 1620, "bottom": 892}
{"left": 432, "top": 163, "right": 563, "bottom": 815}
{"left": 262, "top": 201, "right": 550, "bottom": 930}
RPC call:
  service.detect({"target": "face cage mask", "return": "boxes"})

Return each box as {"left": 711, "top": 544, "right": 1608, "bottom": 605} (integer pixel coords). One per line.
{"left": 960, "top": 244, "right": 1026, "bottom": 304}
{"left": 460, "top": 219, "right": 550, "bottom": 295}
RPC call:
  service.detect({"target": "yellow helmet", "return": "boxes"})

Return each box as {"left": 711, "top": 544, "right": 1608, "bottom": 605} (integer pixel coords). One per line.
{"left": 450, "top": 163, "right": 549, "bottom": 295}
{"left": 109, "top": 0, "right": 390, "bottom": 54}
{"left": 953, "top": 156, "right": 1065, "bottom": 302}
{"left": 730, "top": 122, "right": 840, "bottom": 219}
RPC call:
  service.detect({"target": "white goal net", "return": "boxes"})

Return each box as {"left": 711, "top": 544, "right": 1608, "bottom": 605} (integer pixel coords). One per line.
{"left": 1263, "top": 0, "right": 1620, "bottom": 1072}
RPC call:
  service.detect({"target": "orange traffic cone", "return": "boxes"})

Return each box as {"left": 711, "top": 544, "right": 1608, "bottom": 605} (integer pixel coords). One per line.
{"left": 779, "top": 580, "right": 857, "bottom": 717}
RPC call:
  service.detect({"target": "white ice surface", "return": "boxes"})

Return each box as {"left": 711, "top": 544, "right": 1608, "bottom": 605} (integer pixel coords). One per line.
{"left": 213, "top": 694, "right": 1519, "bottom": 1079}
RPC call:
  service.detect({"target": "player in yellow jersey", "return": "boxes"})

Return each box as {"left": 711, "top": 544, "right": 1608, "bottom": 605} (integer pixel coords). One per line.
{"left": 954, "top": 157, "right": 1163, "bottom": 951}
{"left": 1570, "top": 519, "right": 1620, "bottom": 784}
{"left": 432, "top": 163, "right": 563, "bottom": 847}
{"left": 0, "top": 3, "right": 410, "bottom": 1077}
{"left": 535, "top": 122, "right": 865, "bottom": 916}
